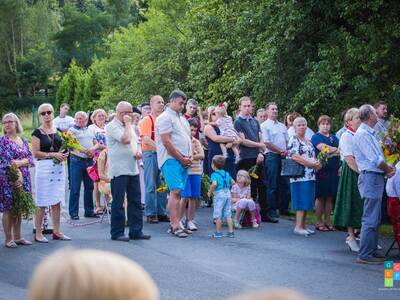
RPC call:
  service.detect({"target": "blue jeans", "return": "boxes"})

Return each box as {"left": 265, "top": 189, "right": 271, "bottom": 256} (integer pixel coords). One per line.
{"left": 68, "top": 156, "right": 94, "bottom": 217}
{"left": 265, "top": 153, "right": 290, "bottom": 217}
{"left": 110, "top": 175, "right": 143, "bottom": 239}
{"left": 143, "top": 151, "right": 167, "bottom": 216}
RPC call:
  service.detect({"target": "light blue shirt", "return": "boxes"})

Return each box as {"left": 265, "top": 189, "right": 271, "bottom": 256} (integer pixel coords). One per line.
{"left": 353, "top": 123, "right": 384, "bottom": 173}
{"left": 261, "top": 119, "right": 288, "bottom": 153}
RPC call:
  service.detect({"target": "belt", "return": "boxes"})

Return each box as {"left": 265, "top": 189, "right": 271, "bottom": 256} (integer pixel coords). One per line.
{"left": 360, "top": 170, "right": 383, "bottom": 175}
{"left": 71, "top": 155, "right": 92, "bottom": 161}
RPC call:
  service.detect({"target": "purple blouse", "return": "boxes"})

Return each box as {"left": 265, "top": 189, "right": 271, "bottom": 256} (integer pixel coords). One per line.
{"left": 0, "top": 136, "right": 34, "bottom": 212}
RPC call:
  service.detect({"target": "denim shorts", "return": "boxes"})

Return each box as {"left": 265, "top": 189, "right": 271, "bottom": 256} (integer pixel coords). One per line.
{"left": 161, "top": 159, "right": 188, "bottom": 191}
{"left": 213, "top": 189, "right": 232, "bottom": 220}
{"left": 181, "top": 175, "right": 202, "bottom": 199}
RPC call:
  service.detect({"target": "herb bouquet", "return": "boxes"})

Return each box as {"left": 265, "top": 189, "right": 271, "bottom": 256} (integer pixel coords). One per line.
{"left": 9, "top": 165, "right": 36, "bottom": 219}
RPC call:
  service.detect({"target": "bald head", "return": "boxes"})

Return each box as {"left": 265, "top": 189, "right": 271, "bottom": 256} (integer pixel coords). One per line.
{"left": 150, "top": 95, "right": 165, "bottom": 115}
{"left": 116, "top": 101, "right": 132, "bottom": 112}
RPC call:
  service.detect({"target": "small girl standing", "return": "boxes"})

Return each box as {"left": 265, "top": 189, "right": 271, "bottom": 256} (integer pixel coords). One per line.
{"left": 213, "top": 104, "right": 240, "bottom": 163}
{"left": 231, "top": 170, "right": 259, "bottom": 229}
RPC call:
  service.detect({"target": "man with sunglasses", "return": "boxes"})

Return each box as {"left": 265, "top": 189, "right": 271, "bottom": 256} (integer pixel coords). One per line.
{"left": 106, "top": 101, "right": 150, "bottom": 242}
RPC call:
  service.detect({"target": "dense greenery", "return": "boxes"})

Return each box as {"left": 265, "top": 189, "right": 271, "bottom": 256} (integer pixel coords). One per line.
{"left": 1, "top": 0, "right": 399, "bottom": 127}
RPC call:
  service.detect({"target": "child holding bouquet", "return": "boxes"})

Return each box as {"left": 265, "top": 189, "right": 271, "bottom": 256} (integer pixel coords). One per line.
{"left": 208, "top": 155, "right": 235, "bottom": 238}
{"left": 231, "top": 170, "right": 259, "bottom": 229}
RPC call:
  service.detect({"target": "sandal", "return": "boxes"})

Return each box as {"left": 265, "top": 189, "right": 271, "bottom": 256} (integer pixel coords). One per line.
{"left": 14, "top": 238, "right": 32, "bottom": 246}
{"left": 95, "top": 207, "right": 104, "bottom": 215}
{"left": 315, "top": 223, "right": 329, "bottom": 231}
{"left": 326, "top": 224, "right": 336, "bottom": 231}
{"left": 5, "top": 241, "right": 17, "bottom": 248}
{"left": 171, "top": 227, "right": 188, "bottom": 238}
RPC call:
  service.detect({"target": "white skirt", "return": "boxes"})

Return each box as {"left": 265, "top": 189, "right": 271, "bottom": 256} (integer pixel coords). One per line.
{"left": 35, "top": 160, "right": 66, "bottom": 207}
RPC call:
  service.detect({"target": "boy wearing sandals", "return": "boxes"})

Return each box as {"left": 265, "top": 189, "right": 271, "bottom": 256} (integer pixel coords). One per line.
{"left": 208, "top": 155, "right": 235, "bottom": 238}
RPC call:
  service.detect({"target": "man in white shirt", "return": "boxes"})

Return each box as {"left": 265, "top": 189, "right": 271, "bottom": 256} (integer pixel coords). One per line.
{"left": 106, "top": 101, "right": 150, "bottom": 242}
{"left": 53, "top": 103, "right": 75, "bottom": 132}
{"left": 261, "top": 102, "right": 291, "bottom": 222}
{"left": 156, "top": 90, "right": 192, "bottom": 238}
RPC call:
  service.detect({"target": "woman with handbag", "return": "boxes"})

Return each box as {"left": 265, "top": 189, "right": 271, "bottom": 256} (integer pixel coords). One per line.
{"left": 287, "top": 117, "right": 321, "bottom": 236}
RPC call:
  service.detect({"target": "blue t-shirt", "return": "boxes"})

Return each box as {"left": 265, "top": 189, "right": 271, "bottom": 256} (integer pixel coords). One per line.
{"left": 311, "top": 132, "right": 340, "bottom": 170}
{"left": 210, "top": 170, "right": 232, "bottom": 191}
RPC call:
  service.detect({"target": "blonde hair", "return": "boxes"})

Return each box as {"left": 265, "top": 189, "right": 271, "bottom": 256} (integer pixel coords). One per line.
{"left": 237, "top": 170, "right": 251, "bottom": 186}
{"left": 38, "top": 103, "right": 54, "bottom": 115}
{"left": 293, "top": 117, "right": 307, "bottom": 128}
{"left": 207, "top": 106, "right": 216, "bottom": 123}
{"left": 214, "top": 105, "right": 227, "bottom": 117}
{"left": 91, "top": 109, "right": 107, "bottom": 124}
{"left": 344, "top": 108, "right": 359, "bottom": 123}
{"left": 28, "top": 249, "right": 159, "bottom": 300}
{"left": 2, "top": 113, "right": 23, "bottom": 134}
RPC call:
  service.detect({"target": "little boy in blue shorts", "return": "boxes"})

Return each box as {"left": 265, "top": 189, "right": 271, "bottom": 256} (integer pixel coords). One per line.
{"left": 208, "top": 155, "right": 235, "bottom": 238}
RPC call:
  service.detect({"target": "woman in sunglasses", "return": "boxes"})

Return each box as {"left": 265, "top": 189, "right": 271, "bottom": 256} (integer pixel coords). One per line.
{"left": 31, "top": 103, "right": 71, "bottom": 243}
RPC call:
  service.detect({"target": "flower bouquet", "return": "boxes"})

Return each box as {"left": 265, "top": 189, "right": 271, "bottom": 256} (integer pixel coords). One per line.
{"left": 248, "top": 165, "right": 259, "bottom": 179}
{"left": 53, "top": 132, "right": 84, "bottom": 164}
{"left": 9, "top": 165, "right": 36, "bottom": 219}
{"left": 156, "top": 175, "right": 168, "bottom": 193}
{"left": 380, "top": 117, "right": 400, "bottom": 166}
{"left": 317, "top": 145, "right": 332, "bottom": 166}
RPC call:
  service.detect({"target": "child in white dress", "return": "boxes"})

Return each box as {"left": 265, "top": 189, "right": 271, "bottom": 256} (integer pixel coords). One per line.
{"left": 214, "top": 104, "right": 240, "bottom": 163}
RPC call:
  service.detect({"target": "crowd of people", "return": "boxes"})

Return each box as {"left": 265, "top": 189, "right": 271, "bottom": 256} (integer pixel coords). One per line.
{"left": 0, "top": 92, "right": 399, "bottom": 265}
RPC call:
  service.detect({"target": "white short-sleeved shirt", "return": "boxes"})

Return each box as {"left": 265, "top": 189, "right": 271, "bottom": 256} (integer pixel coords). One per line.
{"left": 288, "top": 126, "right": 315, "bottom": 141}
{"left": 53, "top": 115, "right": 75, "bottom": 131}
{"left": 386, "top": 162, "right": 400, "bottom": 198}
{"left": 105, "top": 118, "right": 139, "bottom": 178}
{"left": 68, "top": 126, "right": 95, "bottom": 158}
{"left": 155, "top": 107, "right": 192, "bottom": 168}
{"left": 339, "top": 129, "right": 355, "bottom": 160}
{"left": 261, "top": 119, "right": 288, "bottom": 153}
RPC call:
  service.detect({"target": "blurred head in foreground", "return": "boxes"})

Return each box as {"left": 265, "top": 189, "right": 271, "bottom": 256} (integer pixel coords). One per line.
{"left": 28, "top": 249, "right": 158, "bottom": 300}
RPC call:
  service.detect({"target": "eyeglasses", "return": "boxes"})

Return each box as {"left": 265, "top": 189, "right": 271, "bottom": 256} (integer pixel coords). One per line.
{"left": 2, "top": 121, "right": 14, "bottom": 125}
{"left": 119, "top": 111, "right": 133, "bottom": 114}
{"left": 40, "top": 111, "right": 53, "bottom": 116}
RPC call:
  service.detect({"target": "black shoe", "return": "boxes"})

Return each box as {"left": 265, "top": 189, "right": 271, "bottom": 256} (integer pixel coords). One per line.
{"left": 280, "top": 211, "right": 295, "bottom": 217}
{"left": 84, "top": 213, "right": 100, "bottom": 218}
{"left": 70, "top": 215, "right": 80, "bottom": 220}
{"left": 262, "top": 216, "right": 279, "bottom": 223}
{"left": 157, "top": 215, "right": 170, "bottom": 222}
{"left": 111, "top": 235, "right": 130, "bottom": 242}
{"left": 130, "top": 234, "right": 151, "bottom": 240}
{"left": 356, "top": 257, "right": 384, "bottom": 265}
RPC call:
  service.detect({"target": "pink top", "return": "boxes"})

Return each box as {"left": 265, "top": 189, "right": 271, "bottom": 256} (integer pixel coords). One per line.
{"left": 216, "top": 116, "right": 239, "bottom": 138}
{"left": 231, "top": 184, "right": 251, "bottom": 210}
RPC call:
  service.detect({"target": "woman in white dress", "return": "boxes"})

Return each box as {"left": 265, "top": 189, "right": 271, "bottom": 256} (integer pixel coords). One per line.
{"left": 31, "top": 103, "right": 71, "bottom": 243}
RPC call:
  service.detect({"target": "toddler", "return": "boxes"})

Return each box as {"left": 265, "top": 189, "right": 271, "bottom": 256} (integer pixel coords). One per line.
{"left": 231, "top": 170, "right": 259, "bottom": 229}
{"left": 208, "top": 155, "right": 235, "bottom": 238}
{"left": 214, "top": 104, "right": 240, "bottom": 163}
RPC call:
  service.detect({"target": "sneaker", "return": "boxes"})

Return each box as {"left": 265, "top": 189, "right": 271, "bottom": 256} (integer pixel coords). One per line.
{"left": 234, "top": 221, "right": 242, "bottom": 229}
{"left": 187, "top": 221, "right": 198, "bottom": 231}
{"left": 346, "top": 239, "right": 360, "bottom": 253}
{"left": 226, "top": 232, "right": 235, "bottom": 238}
{"left": 305, "top": 228, "right": 315, "bottom": 235}
{"left": 294, "top": 228, "right": 309, "bottom": 236}
{"left": 252, "top": 221, "right": 259, "bottom": 228}
{"left": 212, "top": 232, "right": 223, "bottom": 238}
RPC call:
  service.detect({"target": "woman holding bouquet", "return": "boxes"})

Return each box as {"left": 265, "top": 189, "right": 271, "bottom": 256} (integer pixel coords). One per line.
{"left": 31, "top": 103, "right": 71, "bottom": 243}
{"left": 311, "top": 115, "right": 340, "bottom": 232}
{"left": 0, "top": 113, "right": 34, "bottom": 248}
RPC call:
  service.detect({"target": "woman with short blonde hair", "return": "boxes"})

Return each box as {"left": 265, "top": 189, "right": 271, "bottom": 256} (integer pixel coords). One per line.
{"left": 28, "top": 249, "right": 158, "bottom": 300}
{"left": 32, "top": 103, "right": 70, "bottom": 242}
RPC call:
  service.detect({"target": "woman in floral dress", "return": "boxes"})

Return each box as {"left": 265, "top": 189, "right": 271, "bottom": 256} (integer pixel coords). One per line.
{"left": 287, "top": 117, "right": 322, "bottom": 236}
{"left": 0, "top": 113, "right": 34, "bottom": 248}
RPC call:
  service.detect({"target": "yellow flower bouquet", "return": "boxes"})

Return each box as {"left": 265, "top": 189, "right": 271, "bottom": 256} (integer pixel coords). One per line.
{"left": 156, "top": 175, "right": 168, "bottom": 193}
{"left": 248, "top": 165, "right": 259, "bottom": 179}
{"left": 317, "top": 145, "right": 332, "bottom": 166}
{"left": 380, "top": 117, "right": 400, "bottom": 166}
{"left": 53, "top": 132, "right": 84, "bottom": 164}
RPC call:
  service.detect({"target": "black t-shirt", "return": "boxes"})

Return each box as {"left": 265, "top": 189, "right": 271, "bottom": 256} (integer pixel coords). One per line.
{"left": 31, "top": 128, "right": 62, "bottom": 153}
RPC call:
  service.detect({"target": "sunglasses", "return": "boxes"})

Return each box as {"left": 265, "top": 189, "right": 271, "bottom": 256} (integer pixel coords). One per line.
{"left": 40, "top": 111, "right": 53, "bottom": 116}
